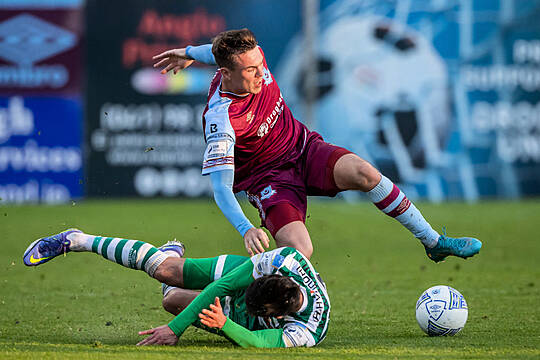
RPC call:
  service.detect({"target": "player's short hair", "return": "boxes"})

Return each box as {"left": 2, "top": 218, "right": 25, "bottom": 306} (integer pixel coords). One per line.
{"left": 245, "top": 275, "right": 301, "bottom": 317}
{"left": 211, "top": 28, "right": 258, "bottom": 69}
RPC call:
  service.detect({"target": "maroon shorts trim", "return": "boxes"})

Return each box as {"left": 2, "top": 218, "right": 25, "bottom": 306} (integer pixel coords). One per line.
{"left": 265, "top": 202, "right": 304, "bottom": 237}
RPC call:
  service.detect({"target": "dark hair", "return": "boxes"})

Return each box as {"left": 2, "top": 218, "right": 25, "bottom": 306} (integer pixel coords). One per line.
{"left": 211, "top": 28, "right": 258, "bottom": 69}
{"left": 245, "top": 275, "right": 301, "bottom": 317}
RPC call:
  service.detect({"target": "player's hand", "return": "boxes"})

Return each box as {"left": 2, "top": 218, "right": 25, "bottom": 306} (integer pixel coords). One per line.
{"left": 243, "top": 227, "right": 270, "bottom": 256}
{"left": 152, "top": 48, "right": 194, "bottom": 74}
{"left": 137, "top": 324, "right": 178, "bottom": 346}
{"left": 199, "top": 297, "right": 227, "bottom": 329}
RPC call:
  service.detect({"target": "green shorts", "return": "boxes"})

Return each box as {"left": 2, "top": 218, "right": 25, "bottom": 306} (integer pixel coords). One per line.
{"left": 182, "top": 255, "right": 257, "bottom": 333}
{"left": 183, "top": 254, "right": 249, "bottom": 289}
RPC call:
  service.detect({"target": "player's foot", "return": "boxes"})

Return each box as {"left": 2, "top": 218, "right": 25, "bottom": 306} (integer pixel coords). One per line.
{"left": 158, "top": 239, "right": 185, "bottom": 258}
{"left": 425, "top": 232, "right": 482, "bottom": 263}
{"left": 23, "top": 228, "right": 82, "bottom": 266}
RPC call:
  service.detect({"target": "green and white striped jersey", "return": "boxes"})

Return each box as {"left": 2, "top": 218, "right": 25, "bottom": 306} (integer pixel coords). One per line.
{"left": 249, "top": 247, "right": 331, "bottom": 347}
{"left": 168, "top": 247, "right": 330, "bottom": 348}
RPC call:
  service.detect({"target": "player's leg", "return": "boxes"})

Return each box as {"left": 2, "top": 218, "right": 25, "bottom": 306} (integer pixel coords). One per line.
{"left": 266, "top": 202, "right": 313, "bottom": 258}
{"left": 161, "top": 254, "right": 249, "bottom": 315}
{"left": 22, "top": 229, "right": 180, "bottom": 279}
{"left": 333, "top": 153, "right": 482, "bottom": 262}
{"left": 248, "top": 182, "right": 313, "bottom": 259}
{"left": 162, "top": 288, "right": 200, "bottom": 315}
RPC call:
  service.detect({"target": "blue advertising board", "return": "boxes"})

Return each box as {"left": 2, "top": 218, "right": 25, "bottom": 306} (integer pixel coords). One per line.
{"left": 276, "top": 0, "right": 540, "bottom": 201}
{"left": 0, "top": 96, "right": 82, "bottom": 203}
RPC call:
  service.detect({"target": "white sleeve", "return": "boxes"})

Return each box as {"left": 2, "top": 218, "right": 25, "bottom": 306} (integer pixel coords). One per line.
{"left": 250, "top": 248, "right": 287, "bottom": 278}
{"left": 202, "top": 98, "right": 236, "bottom": 175}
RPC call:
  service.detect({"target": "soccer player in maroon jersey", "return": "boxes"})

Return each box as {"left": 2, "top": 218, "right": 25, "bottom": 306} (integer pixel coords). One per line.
{"left": 153, "top": 29, "right": 481, "bottom": 262}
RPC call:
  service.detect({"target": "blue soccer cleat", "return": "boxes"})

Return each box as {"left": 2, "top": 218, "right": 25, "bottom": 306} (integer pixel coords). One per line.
{"left": 158, "top": 239, "right": 185, "bottom": 258}
{"left": 425, "top": 231, "right": 482, "bottom": 263}
{"left": 23, "top": 229, "right": 82, "bottom": 266}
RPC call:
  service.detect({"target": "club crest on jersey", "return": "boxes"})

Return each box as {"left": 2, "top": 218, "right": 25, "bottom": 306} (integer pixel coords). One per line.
{"left": 260, "top": 185, "right": 276, "bottom": 200}
{"left": 262, "top": 67, "right": 273, "bottom": 85}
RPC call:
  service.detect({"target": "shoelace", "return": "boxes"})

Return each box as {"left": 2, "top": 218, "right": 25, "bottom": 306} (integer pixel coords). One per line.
{"left": 38, "top": 235, "right": 61, "bottom": 255}
{"left": 440, "top": 232, "right": 468, "bottom": 249}
{"left": 38, "top": 235, "right": 69, "bottom": 256}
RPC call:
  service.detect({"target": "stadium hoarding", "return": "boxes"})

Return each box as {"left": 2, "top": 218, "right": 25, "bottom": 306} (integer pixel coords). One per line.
{"left": 0, "top": 3, "right": 84, "bottom": 204}
{"left": 276, "top": 0, "right": 540, "bottom": 200}
{"left": 85, "top": 0, "right": 301, "bottom": 198}
{"left": 0, "top": 96, "right": 83, "bottom": 204}
{"left": 0, "top": 8, "right": 83, "bottom": 96}
{"left": 86, "top": 0, "right": 540, "bottom": 200}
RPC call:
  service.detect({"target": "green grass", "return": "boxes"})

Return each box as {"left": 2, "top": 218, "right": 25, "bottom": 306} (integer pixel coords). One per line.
{"left": 0, "top": 199, "right": 539, "bottom": 359}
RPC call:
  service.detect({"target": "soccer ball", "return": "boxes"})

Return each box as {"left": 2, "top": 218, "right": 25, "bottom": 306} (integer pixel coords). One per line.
{"left": 415, "top": 285, "right": 468, "bottom": 336}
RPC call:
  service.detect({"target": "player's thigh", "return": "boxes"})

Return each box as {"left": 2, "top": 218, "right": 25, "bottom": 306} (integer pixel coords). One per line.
{"left": 274, "top": 220, "right": 313, "bottom": 259}
{"left": 333, "top": 153, "right": 380, "bottom": 191}
{"left": 248, "top": 184, "right": 308, "bottom": 235}
{"left": 303, "top": 135, "right": 352, "bottom": 196}
{"left": 183, "top": 255, "right": 249, "bottom": 289}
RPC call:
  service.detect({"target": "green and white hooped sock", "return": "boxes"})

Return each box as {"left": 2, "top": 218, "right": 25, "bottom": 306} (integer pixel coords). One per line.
{"left": 67, "top": 232, "right": 169, "bottom": 277}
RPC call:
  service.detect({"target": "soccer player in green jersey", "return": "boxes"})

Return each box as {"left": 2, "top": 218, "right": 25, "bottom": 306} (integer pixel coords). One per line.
{"left": 23, "top": 229, "right": 330, "bottom": 348}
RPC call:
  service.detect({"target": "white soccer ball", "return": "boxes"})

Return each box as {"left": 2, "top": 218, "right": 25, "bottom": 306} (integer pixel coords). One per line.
{"left": 415, "top": 285, "right": 468, "bottom": 336}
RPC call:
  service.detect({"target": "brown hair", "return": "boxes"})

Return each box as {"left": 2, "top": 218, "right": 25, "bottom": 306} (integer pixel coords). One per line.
{"left": 245, "top": 275, "right": 302, "bottom": 317}
{"left": 211, "top": 28, "right": 258, "bottom": 69}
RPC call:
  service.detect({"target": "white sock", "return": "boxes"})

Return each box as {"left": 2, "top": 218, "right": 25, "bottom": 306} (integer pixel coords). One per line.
{"left": 66, "top": 232, "right": 169, "bottom": 276}
{"left": 366, "top": 175, "right": 440, "bottom": 248}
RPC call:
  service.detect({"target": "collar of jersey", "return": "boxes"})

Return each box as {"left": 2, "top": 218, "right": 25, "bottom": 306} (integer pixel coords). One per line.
{"left": 219, "top": 82, "right": 250, "bottom": 98}
{"left": 297, "top": 285, "right": 309, "bottom": 313}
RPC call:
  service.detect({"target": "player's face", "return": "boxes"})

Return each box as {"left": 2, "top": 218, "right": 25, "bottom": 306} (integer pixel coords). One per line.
{"left": 222, "top": 47, "right": 265, "bottom": 95}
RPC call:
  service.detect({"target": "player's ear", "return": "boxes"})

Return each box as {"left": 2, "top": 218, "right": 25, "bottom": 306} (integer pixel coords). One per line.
{"left": 219, "top": 67, "right": 232, "bottom": 80}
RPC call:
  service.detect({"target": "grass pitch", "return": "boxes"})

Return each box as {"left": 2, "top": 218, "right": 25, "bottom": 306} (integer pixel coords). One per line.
{"left": 0, "top": 199, "right": 539, "bottom": 359}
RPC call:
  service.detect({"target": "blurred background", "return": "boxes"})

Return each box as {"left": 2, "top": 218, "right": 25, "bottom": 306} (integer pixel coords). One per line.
{"left": 1, "top": 0, "right": 539, "bottom": 205}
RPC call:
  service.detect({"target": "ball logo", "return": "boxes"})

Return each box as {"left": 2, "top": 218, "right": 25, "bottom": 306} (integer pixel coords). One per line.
{"left": 425, "top": 300, "right": 445, "bottom": 321}
{"left": 448, "top": 287, "right": 468, "bottom": 310}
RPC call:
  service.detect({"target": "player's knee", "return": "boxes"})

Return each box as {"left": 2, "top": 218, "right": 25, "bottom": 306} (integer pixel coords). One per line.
{"left": 351, "top": 158, "right": 380, "bottom": 191}
{"left": 299, "top": 242, "right": 313, "bottom": 259}
{"left": 162, "top": 294, "right": 181, "bottom": 315}
{"left": 154, "top": 261, "right": 176, "bottom": 284}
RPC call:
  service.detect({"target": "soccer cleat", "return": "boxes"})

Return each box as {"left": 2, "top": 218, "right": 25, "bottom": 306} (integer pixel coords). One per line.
{"left": 158, "top": 239, "right": 185, "bottom": 258}
{"left": 23, "top": 228, "right": 82, "bottom": 266}
{"left": 425, "top": 232, "right": 482, "bottom": 263}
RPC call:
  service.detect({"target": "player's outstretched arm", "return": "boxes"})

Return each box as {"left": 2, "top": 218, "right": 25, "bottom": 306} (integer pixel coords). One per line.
{"left": 152, "top": 48, "right": 194, "bottom": 75}
{"left": 153, "top": 44, "right": 216, "bottom": 74}
{"left": 210, "top": 170, "right": 269, "bottom": 256}
{"left": 166, "top": 258, "right": 255, "bottom": 338}
{"left": 199, "top": 297, "right": 285, "bottom": 348}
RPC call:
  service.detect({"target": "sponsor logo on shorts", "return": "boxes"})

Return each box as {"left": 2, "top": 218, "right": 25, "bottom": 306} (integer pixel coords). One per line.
{"left": 260, "top": 185, "right": 276, "bottom": 200}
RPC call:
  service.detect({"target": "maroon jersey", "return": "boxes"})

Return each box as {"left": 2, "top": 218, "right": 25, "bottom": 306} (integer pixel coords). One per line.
{"left": 201, "top": 47, "right": 307, "bottom": 192}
